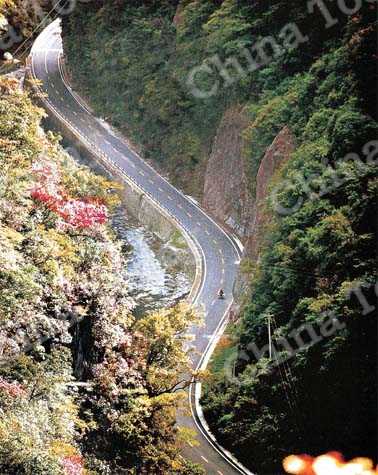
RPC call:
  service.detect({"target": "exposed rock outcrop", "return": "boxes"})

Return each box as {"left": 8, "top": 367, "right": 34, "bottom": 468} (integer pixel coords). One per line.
{"left": 203, "top": 107, "right": 253, "bottom": 238}
{"left": 233, "top": 126, "right": 295, "bottom": 309}
{"left": 173, "top": 3, "right": 185, "bottom": 28}
{"left": 203, "top": 116, "right": 295, "bottom": 312}
{"left": 244, "top": 125, "right": 295, "bottom": 261}
{"left": 203, "top": 106, "right": 295, "bottom": 250}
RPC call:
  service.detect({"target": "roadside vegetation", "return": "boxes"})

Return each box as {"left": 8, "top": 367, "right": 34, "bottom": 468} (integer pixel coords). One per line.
{"left": 62, "top": 1, "right": 377, "bottom": 473}
{"left": 0, "top": 76, "right": 204, "bottom": 474}
{"left": 0, "top": 0, "right": 49, "bottom": 58}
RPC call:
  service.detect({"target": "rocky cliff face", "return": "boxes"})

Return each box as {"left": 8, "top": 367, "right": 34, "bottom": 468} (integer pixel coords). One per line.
{"left": 232, "top": 125, "right": 295, "bottom": 309}
{"left": 173, "top": 3, "right": 184, "bottom": 28}
{"left": 203, "top": 118, "right": 295, "bottom": 310}
{"left": 203, "top": 107, "right": 253, "bottom": 238}
{"left": 203, "top": 107, "right": 295, "bottom": 248}
{"left": 244, "top": 125, "right": 295, "bottom": 260}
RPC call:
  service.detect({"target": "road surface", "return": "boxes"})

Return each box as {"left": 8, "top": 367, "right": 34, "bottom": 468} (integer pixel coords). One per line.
{"left": 30, "top": 19, "right": 252, "bottom": 475}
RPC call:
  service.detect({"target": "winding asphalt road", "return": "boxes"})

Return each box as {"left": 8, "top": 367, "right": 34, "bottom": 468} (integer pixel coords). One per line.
{"left": 30, "top": 19, "right": 252, "bottom": 475}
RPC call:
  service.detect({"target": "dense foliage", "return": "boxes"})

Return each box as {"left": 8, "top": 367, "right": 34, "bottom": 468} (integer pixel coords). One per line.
{"left": 62, "top": 1, "right": 377, "bottom": 473}
{"left": 0, "top": 77, "right": 203, "bottom": 474}
{"left": 0, "top": 0, "right": 50, "bottom": 59}
{"left": 62, "top": 0, "right": 376, "bottom": 195}
{"left": 63, "top": 0, "right": 221, "bottom": 195}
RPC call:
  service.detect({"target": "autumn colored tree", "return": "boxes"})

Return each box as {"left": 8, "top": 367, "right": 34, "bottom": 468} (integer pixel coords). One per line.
{"left": 62, "top": 1, "right": 377, "bottom": 473}
{"left": 0, "top": 76, "right": 203, "bottom": 474}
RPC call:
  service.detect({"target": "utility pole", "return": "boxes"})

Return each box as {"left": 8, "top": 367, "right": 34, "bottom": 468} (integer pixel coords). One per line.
{"left": 267, "top": 313, "right": 272, "bottom": 360}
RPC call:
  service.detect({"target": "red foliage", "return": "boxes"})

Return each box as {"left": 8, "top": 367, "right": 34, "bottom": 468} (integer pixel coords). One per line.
{"left": 31, "top": 187, "right": 60, "bottom": 211}
{"left": 31, "top": 186, "right": 108, "bottom": 230}
{"left": 0, "top": 377, "right": 26, "bottom": 398}
{"left": 58, "top": 198, "right": 108, "bottom": 229}
{"left": 61, "top": 455, "right": 84, "bottom": 475}
{"left": 31, "top": 159, "right": 108, "bottom": 230}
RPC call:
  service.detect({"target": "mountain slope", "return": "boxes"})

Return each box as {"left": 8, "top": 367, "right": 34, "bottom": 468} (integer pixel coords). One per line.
{"left": 0, "top": 75, "right": 204, "bottom": 474}
{"left": 61, "top": 1, "right": 377, "bottom": 473}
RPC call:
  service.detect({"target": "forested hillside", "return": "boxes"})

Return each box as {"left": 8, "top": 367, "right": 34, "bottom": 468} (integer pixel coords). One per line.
{"left": 62, "top": 1, "right": 377, "bottom": 473}
{"left": 0, "top": 76, "right": 203, "bottom": 474}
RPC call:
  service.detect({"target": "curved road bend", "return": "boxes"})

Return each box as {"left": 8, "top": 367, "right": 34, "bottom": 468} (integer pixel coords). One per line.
{"left": 30, "top": 20, "right": 251, "bottom": 475}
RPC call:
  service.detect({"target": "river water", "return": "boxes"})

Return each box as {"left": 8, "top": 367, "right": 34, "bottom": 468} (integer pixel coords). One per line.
{"left": 112, "top": 208, "right": 192, "bottom": 317}
{"left": 63, "top": 143, "right": 192, "bottom": 318}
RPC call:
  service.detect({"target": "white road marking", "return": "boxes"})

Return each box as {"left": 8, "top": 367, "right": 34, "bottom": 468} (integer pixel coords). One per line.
{"left": 167, "top": 195, "right": 173, "bottom": 200}
{"left": 188, "top": 441, "right": 194, "bottom": 448}
{"left": 178, "top": 204, "right": 183, "bottom": 209}
{"left": 158, "top": 187, "right": 164, "bottom": 192}
{"left": 130, "top": 162, "right": 136, "bottom": 168}
{"left": 187, "top": 212, "right": 193, "bottom": 218}
{"left": 219, "top": 248, "right": 223, "bottom": 255}
{"left": 203, "top": 334, "right": 224, "bottom": 339}
{"left": 139, "top": 170, "right": 145, "bottom": 176}
{"left": 217, "top": 471, "right": 224, "bottom": 475}
{"left": 148, "top": 179, "right": 154, "bottom": 184}
{"left": 197, "top": 222, "right": 202, "bottom": 227}
{"left": 205, "top": 229, "right": 210, "bottom": 236}
{"left": 200, "top": 456, "right": 209, "bottom": 464}
{"left": 44, "top": 51, "right": 48, "bottom": 74}
{"left": 211, "top": 299, "right": 216, "bottom": 307}
{"left": 222, "top": 268, "right": 225, "bottom": 274}
{"left": 31, "top": 29, "right": 245, "bottom": 473}
{"left": 221, "top": 257, "right": 225, "bottom": 265}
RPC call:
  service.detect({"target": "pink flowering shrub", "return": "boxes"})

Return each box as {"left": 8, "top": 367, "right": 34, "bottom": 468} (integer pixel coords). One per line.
{"left": 31, "top": 187, "right": 60, "bottom": 210}
{"left": 58, "top": 198, "right": 108, "bottom": 229}
{"left": 0, "top": 377, "right": 26, "bottom": 398}
{"left": 31, "top": 160, "right": 108, "bottom": 230}
{"left": 31, "top": 160, "right": 60, "bottom": 182}
{"left": 61, "top": 455, "right": 84, "bottom": 475}
{"left": 31, "top": 161, "right": 61, "bottom": 196}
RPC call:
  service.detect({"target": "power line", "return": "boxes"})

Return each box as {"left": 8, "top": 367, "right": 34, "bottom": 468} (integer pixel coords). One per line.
{"left": 271, "top": 315, "right": 299, "bottom": 403}
{"left": 12, "top": 4, "right": 58, "bottom": 56}
{"left": 0, "top": 1, "right": 68, "bottom": 73}
{"left": 270, "top": 315, "right": 302, "bottom": 433}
